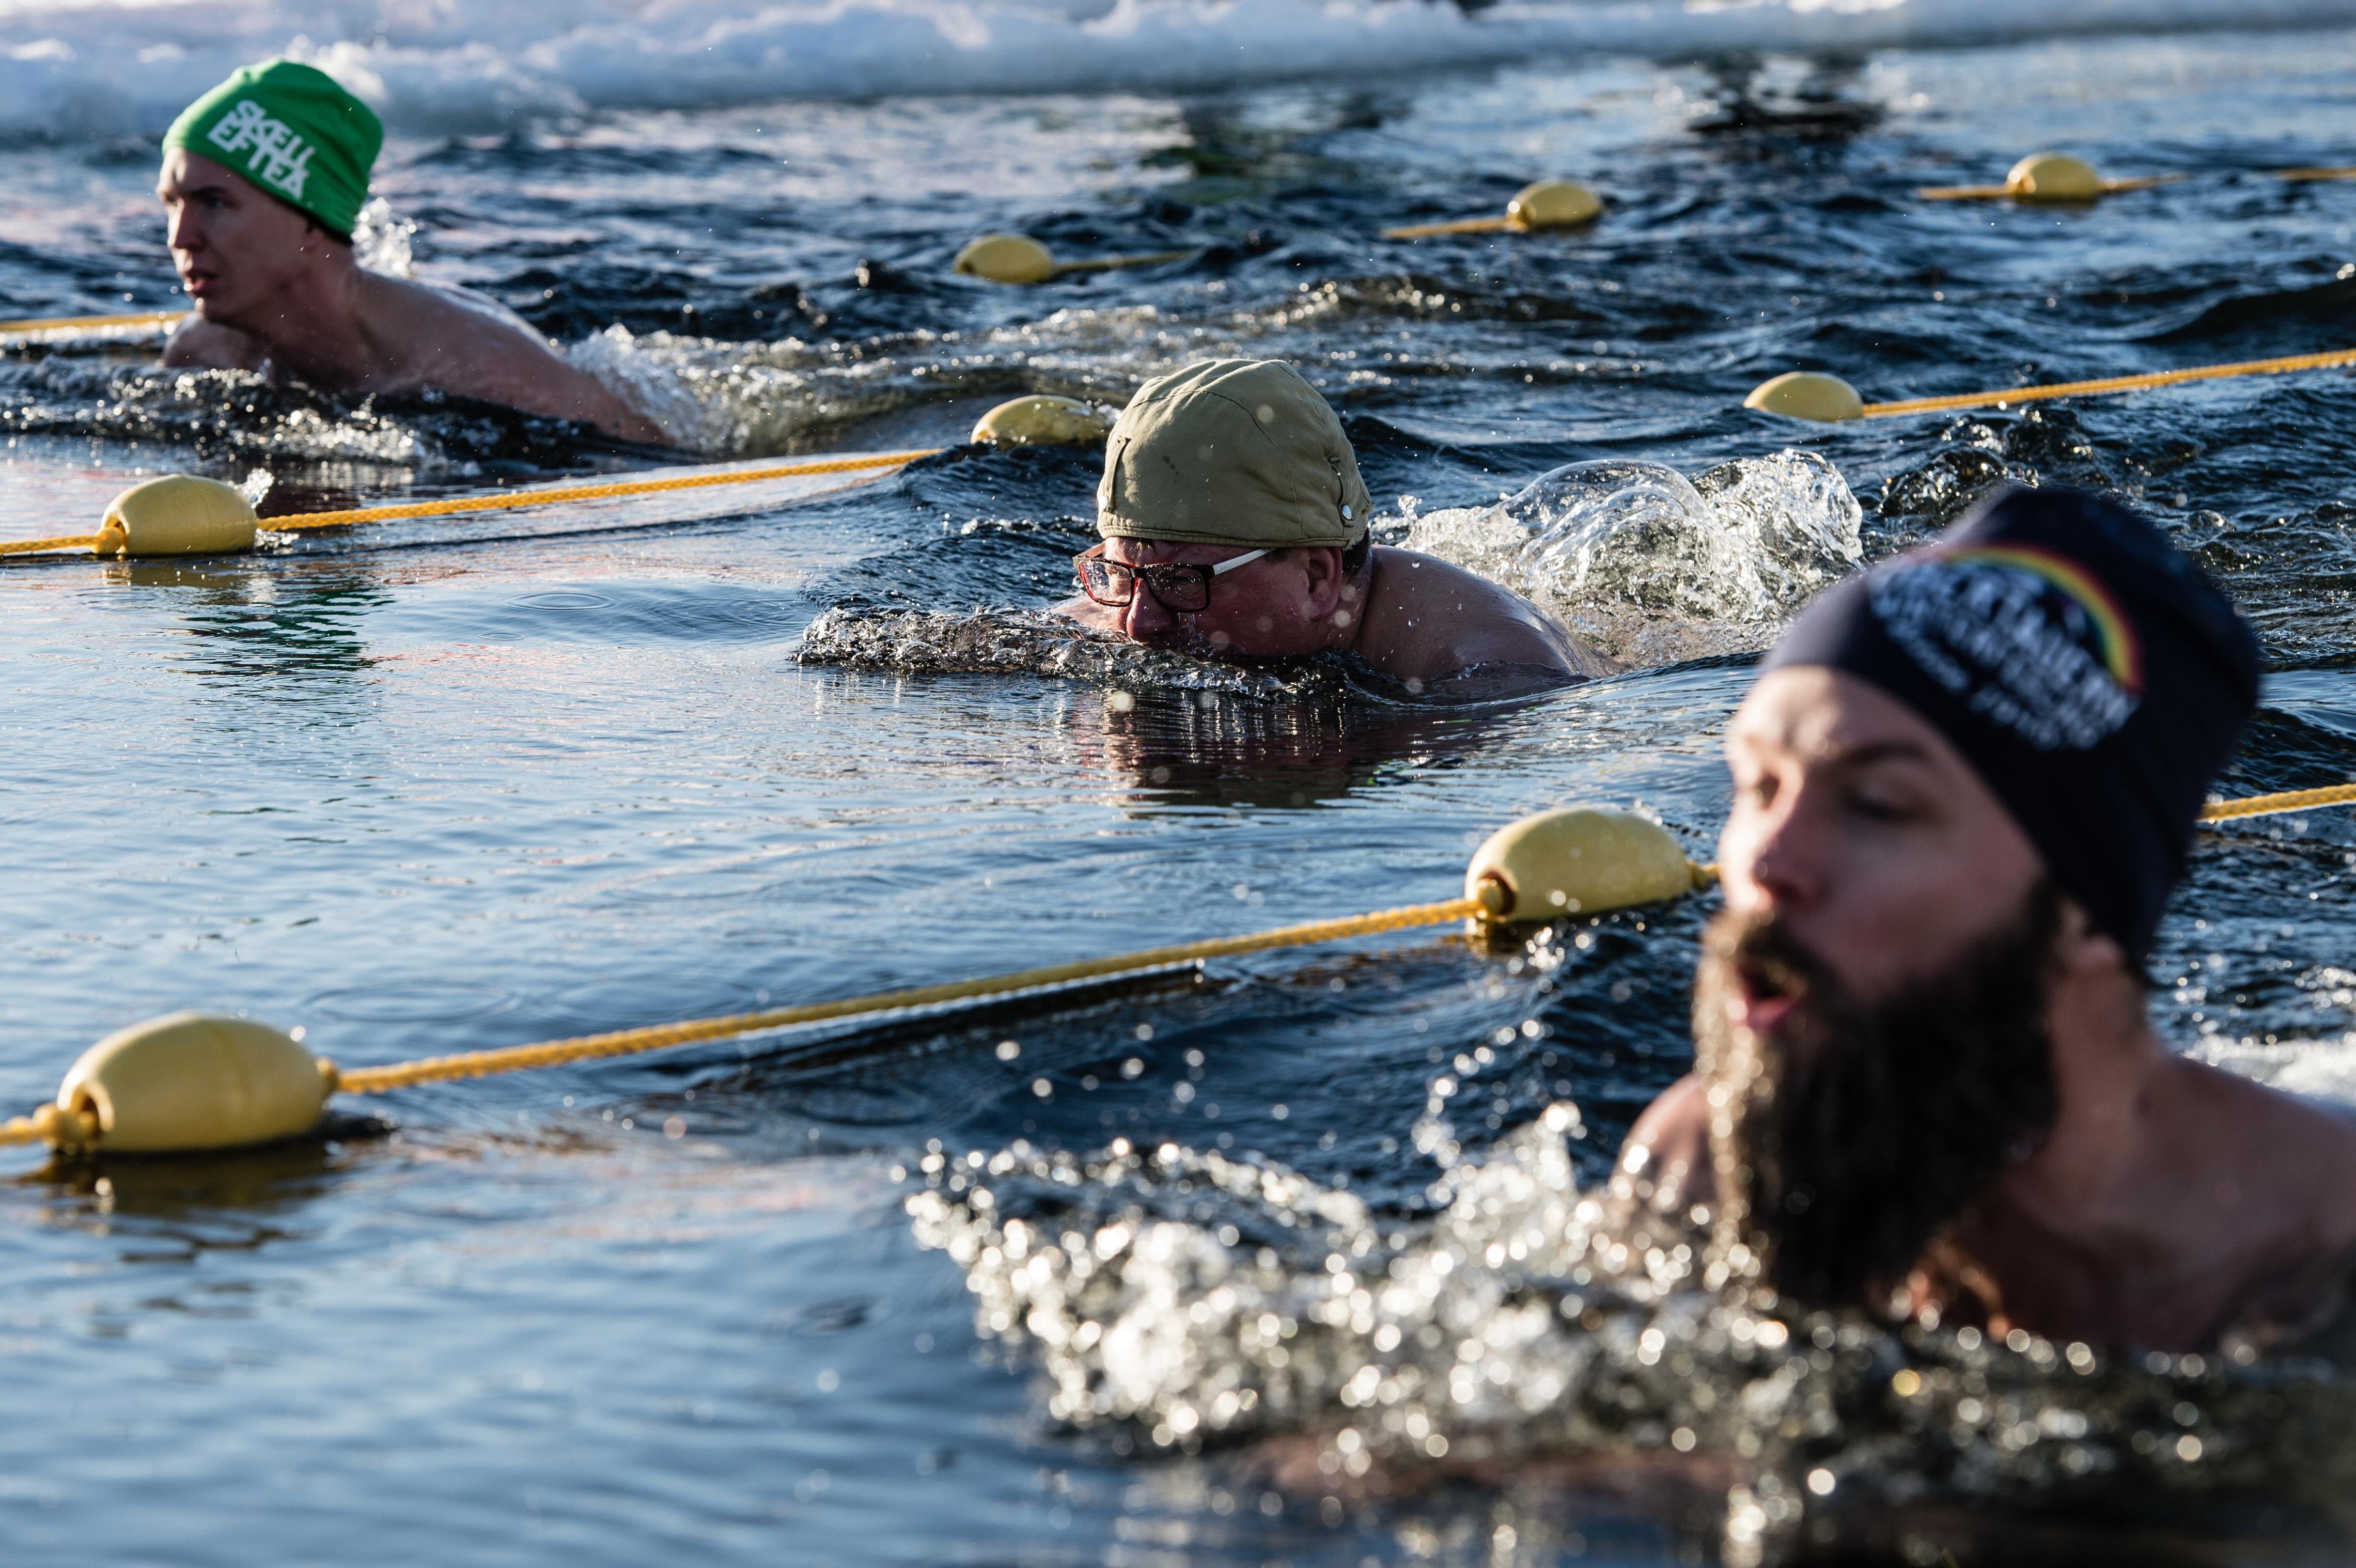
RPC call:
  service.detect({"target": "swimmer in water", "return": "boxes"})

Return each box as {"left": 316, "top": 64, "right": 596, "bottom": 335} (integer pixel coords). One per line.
{"left": 1058, "top": 359, "right": 1611, "bottom": 685}
{"left": 155, "top": 59, "right": 666, "bottom": 445}
{"left": 1622, "top": 486, "right": 2356, "bottom": 1356}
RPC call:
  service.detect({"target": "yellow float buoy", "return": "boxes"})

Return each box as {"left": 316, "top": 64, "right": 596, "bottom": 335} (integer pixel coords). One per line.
{"left": 2005, "top": 151, "right": 2104, "bottom": 203}
{"left": 1464, "top": 808, "right": 1705, "bottom": 924}
{"left": 54, "top": 1012, "right": 331, "bottom": 1154}
{"left": 1743, "top": 371, "right": 1865, "bottom": 423}
{"left": 1383, "top": 179, "right": 1605, "bottom": 240}
{"left": 1917, "top": 152, "right": 2178, "bottom": 203}
{"left": 94, "top": 475, "right": 259, "bottom": 558}
{"left": 1506, "top": 180, "right": 1604, "bottom": 231}
{"left": 954, "top": 235, "right": 1194, "bottom": 286}
{"left": 970, "top": 395, "right": 1113, "bottom": 447}
{"left": 955, "top": 233, "right": 1059, "bottom": 286}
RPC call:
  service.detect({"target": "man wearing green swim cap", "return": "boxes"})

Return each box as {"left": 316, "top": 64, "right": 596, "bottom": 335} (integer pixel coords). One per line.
{"left": 1060, "top": 359, "right": 1609, "bottom": 687}
{"left": 157, "top": 59, "right": 664, "bottom": 444}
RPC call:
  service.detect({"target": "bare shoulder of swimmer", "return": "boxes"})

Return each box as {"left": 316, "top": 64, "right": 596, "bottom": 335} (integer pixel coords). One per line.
{"left": 1618, "top": 1073, "right": 1717, "bottom": 1214}
{"left": 161, "top": 315, "right": 268, "bottom": 373}
{"left": 365, "top": 276, "right": 670, "bottom": 445}
{"left": 1359, "top": 546, "right": 1616, "bottom": 681}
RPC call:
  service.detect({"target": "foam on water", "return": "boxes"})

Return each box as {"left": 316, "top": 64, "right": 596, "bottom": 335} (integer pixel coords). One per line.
{"left": 8, "top": 0, "right": 2356, "bottom": 138}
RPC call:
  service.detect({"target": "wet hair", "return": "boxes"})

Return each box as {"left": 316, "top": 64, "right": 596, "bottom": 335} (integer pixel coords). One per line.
{"left": 1693, "top": 876, "right": 2065, "bottom": 1307}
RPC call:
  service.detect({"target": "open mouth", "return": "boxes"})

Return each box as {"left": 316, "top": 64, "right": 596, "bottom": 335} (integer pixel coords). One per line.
{"left": 1734, "top": 952, "right": 1809, "bottom": 1036}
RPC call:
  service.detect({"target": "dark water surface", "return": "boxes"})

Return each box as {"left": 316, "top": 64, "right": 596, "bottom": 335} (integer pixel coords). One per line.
{"left": 8, "top": 25, "right": 2356, "bottom": 1566}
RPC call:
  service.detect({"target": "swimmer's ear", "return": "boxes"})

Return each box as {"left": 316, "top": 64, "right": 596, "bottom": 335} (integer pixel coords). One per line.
{"left": 1295, "top": 545, "right": 1347, "bottom": 615}
{"left": 2049, "top": 893, "right": 2128, "bottom": 980}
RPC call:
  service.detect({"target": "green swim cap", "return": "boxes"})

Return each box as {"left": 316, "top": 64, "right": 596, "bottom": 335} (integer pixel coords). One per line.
{"left": 163, "top": 59, "right": 382, "bottom": 239}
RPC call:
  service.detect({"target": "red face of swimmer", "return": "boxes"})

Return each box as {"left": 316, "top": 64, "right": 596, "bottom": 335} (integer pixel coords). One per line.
{"left": 1089, "top": 538, "right": 1364, "bottom": 662}
{"left": 1713, "top": 665, "right": 2061, "bottom": 1025}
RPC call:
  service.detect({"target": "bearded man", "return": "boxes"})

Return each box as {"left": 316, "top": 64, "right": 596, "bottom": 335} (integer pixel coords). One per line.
{"left": 156, "top": 59, "right": 666, "bottom": 445}
{"left": 1620, "top": 486, "right": 2356, "bottom": 1354}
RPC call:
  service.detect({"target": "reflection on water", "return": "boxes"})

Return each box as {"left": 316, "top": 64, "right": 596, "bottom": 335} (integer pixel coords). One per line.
{"left": 37, "top": 1130, "right": 359, "bottom": 1229}
{"left": 1079, "top": 687, "right": 1546, "bottom": 811}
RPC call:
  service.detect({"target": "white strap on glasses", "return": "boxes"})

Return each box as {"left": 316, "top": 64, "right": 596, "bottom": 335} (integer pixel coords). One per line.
{"left": 1206, "top": 547, "right": 1269, "bottom": 576}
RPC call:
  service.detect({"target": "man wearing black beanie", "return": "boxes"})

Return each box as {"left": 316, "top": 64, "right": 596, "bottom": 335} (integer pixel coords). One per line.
{"left": 1620, "top": 486, "right": 2356, "bottom": 1354}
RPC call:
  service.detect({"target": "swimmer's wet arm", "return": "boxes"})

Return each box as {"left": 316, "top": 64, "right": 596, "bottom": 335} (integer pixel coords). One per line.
{"left": 388, "top": 289, "right": 670, "bottom": 444}
{"left": 451, "top": 334, "right": 669, "bottom": 445}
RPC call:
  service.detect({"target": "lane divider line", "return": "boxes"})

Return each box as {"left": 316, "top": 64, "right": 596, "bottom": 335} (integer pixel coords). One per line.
{"left": 0, "top": 310, "right": 186, "bottom": 337}
{"left": 0, "top": 450, "right": 943, "bottom": 561}
{"left": 3, "top": 792, "right": 2353, "bottom": 1159}
{"left": 1746, "top": 347, "right": 2356, "bottom": 422}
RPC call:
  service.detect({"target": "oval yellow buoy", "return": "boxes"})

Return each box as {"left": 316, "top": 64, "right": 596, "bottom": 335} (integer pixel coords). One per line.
{"left": 2006, "top": 152, "right": 2104, "bottom": 203}
{"left": 1506, "top": 180, "right": 1604, "bottom": 231}
{"left": 56, "top": 1012, "right": 330, "bottom": 1154}
{"left": 93, "top": 475, "right": 258, "bottom": 558}
{"left": 955, "top": 234, "right": 1058, "bottom": 286}
{"left": 971, "top": 395, "right": 1113, "bottom": 447}
{"left": 1743, "top": 371, "right": 1865, "bottom": 423}
{"left": 1465, "top": 808, "right": 1702, "bottom": 925}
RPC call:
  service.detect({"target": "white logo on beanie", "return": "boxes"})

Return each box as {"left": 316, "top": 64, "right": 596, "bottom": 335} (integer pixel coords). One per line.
{"left": 1869, "top": 553, "right": 2138, "bottom": 751}
{"left": 206, "top": 99, "right": 315, "bottom": 201}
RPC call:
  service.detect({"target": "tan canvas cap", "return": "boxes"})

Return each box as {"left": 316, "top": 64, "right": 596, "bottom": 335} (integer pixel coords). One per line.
{"left": 1097, "top": 359, "right": 1374, "bottom": 549}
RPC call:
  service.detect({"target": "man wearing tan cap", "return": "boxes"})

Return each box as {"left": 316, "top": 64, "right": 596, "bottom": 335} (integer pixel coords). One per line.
{"left": 1061, "top": 360, "right": 1605, "bottom": 686}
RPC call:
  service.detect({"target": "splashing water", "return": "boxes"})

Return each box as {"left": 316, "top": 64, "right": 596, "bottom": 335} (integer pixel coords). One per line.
{"left": 1399, "top": 452, "right": 1863, "bottom": 666}
{"left": 797, "top": 607, "right": 1587, "bottom": 707}
{"left": 798, "top": 607, "right": 1361, "bottom": 699}
{"left": 911, "top": 1019, "right": 2356, "bottom": 1565}
{"left": 353, "top": 199, "right": 418, "bottom": 278}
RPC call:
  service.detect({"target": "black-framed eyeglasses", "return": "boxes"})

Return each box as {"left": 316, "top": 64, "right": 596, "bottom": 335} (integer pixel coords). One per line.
{"left": 1073, "top": 544, "right": 1271, "bottom": 613}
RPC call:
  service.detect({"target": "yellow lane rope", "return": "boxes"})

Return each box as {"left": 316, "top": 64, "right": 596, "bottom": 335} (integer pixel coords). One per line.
{"left": 1051, "top": 249, "right": 1194, "bottom": 277}
{"left": 327, "top": 896, "right": 1482, "bottom": 1093}
{"left": 0, "top": 309, "right": 186, "bottom": 337}
{"left": 0, "top": 534, "right": 112, "bottom": 559}
{"left": 3, "top": 781, "right": 2356, "bottom": 1152}
{"left": 264, "top": 450, "right": 939, "bottom": 532}
{"left": 2277, "top": 168, "right": 2356, "bottom": 182}
{"left": 2200, "top": 782, "right": 2356, "bottom": 824}
{"left": 0, "top": 450, "right": 942, "bottom": 559}
{"left": 1915, "top": 175, "right": 2179, "bottom": 201}
{"left": 0, "top": 1115, "right": 51, "bottom": 1148}
{"left": 1382, "top": 215, "right": 1518, "bottom": 240}
{"left": 1859, "top": 344, "right": 2356, "bottom": 419}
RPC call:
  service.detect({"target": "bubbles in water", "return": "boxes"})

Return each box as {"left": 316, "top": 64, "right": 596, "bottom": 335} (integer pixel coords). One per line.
{"left": 1399, "top": 452, "right": 1862, "bottom": 665}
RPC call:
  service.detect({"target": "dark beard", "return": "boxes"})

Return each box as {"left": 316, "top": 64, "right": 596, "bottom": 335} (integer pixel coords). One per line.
{"left": 1693, "top": 880, "right": 2063, "bottom": 1308}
